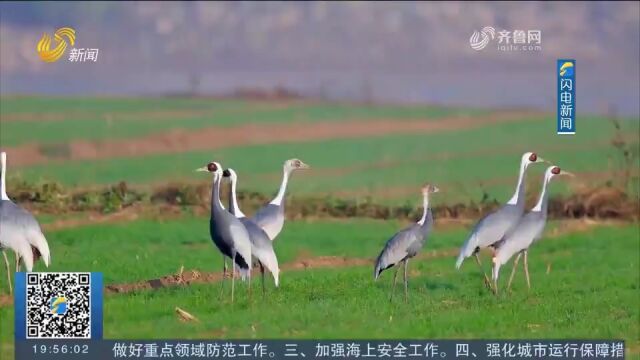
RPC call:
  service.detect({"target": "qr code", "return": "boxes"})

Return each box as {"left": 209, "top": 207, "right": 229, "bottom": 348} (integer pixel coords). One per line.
{"left": 26, "top": 272, "right": 91, "bottom": 339}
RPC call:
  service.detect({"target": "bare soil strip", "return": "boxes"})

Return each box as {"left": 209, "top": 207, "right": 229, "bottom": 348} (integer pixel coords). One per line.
{"left": 1, "top": 101, "right": 292, "bottom": 123}
{"left": 7, "top": 111, "right": 540, "bottom": 167}
{"left": 2, "top": 109, "right": 210, "bottom": 123}
{"left": 41, "top": 205, "right": 145, "bottom": 232}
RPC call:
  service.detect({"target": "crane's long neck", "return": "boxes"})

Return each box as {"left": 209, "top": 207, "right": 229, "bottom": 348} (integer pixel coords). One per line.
{"left": 270, "top": 168, "right": 290, "bottom": 206}
{"left": 228, "top": 177, "right": 246, "bottom": 218}
{"left": 506, "top": 160, "right": 528, "bottom": 206}
{"left": 417, "top": 193, "right": 430, "bottom": 226}
{"left": 532, "top": 172, "right": 553, "bottom": 214}
{"left": 0, "top": 155, "right": 8, "bottom": 201}
{"left": 210, "top": 173, "right": 224, "bottom": 216}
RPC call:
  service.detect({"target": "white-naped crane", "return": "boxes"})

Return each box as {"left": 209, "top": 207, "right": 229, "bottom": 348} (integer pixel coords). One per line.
{"left": 252, "top": 158, "right": 310, "bottom": 241}
{"left": 455, "top": 152, "right": 546, "bottom": 289}
{"left": 0, "top": 152, "right": 51, "bottom": 294}
{"left": 491, "top": 166, "right": 574, "bottom": 294}
{"left": 223, "top": 168, "right": 280, "bottom": 294}
{"left": 196, "top": 161, "right": 252, "bottom": 303}
{"left": 374, "top": 184, "right": 439, "bottom": 302}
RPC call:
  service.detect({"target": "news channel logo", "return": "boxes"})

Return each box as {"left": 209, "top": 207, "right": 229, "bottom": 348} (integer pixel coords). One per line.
{"left": 36, "top": 27, "right": 99, "bottom": 63}
{"left": 557, "top": 59, "right": 576, "bottom": 135}
{"left": 49, "top": 296, "right": 68, "bottom": 315}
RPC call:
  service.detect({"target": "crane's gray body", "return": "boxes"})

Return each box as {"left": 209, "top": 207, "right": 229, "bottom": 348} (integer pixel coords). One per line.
{"left": 226, "top": 169, "right": 280, "bottom": 285}
{"left": 458, "top": 204, "right": 524, "bottom": 256}
{"left": 374, "top": 209, "right": 433, "bottom": 279}
{"left": 239, "top": 217, "right": 280, "bottom": 285}
{"left": 232, "top": 200, "right": 279, "bottom": 269}
{"left": 208, "top": 177, "right": 251, "bottom": 272}
{"left": 493, "top": 211, "right": 545, "bottom": 266}
{"left": 239, "top": 218, "right": 273, "bottom": 255}
{"left": 455, "top": 169, "right": 529, "bottom": 268}
{"left": 0, "top": 200, "right": 49, "bottom": 271}
{"left": 252, "top": 204, "right": 284, "bottom": 241}
{"left": 493, "top": 172, "right": 554, "bottom": 267}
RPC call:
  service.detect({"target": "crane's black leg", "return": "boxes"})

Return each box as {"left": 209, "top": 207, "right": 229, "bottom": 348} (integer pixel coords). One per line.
{"left": 507, "top": 252, "right": 522, "bottom": 292}
{"left": 15, "top": 254, "right": 20, "bottom": 272}
{"left": 2, "top": 251, "right": 12, "bottom": 295}
{"left": 219, "top": 257, "right": 227, "bottom": 299}
{"left": 389, "top": 266, "right": 400, "bottom": 302}
{"left": 403, "top": 259, "right": 409, "bottom": 303}
{"left": 231, "top": 253, "right": 236, "bottom": 303}
{"left": 474, "top": 252, "right": 492, "bottom": 290}
{"left": 247, "top": 265, "right": 252, "bottom": 302}
{"left": 260, "top": 263, "right": 265, "bottom": 296}
{"left": 524, "top": 250, "right": 531, "bottom": 290}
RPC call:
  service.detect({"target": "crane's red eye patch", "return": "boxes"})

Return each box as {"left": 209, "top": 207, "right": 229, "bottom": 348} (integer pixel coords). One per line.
{"left": 294, "top": 160, "right": 301, "bottom": 167}
{"left": 551, "top": 167, "right": 561, "bottom": 174}
{"left": 207, "top": 162, "right": 217, "bottom": 172}
{"left": 529, "top": 153, "right": 537, "bottom": 162}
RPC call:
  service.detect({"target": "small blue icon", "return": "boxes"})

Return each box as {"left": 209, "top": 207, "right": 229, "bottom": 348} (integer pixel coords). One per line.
{"left": 559, "top": 61, "right": 574, "bottom": 77}
{"left": 50, "top": 296, "right": 67, "bottom": 315}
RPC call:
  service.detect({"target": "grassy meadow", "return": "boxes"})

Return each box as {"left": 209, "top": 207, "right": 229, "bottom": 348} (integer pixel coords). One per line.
{"left": 0, "top": 96, "right": 638, "bottom": 358}
{"left": 2, "top": 96, "right": 638, "bottom": 205}
{"left": 0, "top": 218, "right": 637, "bottom": 343}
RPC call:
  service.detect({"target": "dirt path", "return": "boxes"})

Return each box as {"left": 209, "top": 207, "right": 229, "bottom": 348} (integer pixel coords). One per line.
{"left": 2, "top": 109, "right": 211, "bottom": 123}
{"left": 6, "top": 110, "right": 540, "bottom": 167}
{"left": 1, "top": 100, "right": 293, "bottom": 123}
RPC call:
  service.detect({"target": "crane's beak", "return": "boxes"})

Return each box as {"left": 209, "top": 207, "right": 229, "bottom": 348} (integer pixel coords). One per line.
{"left": 561, "top": 170, "right": 575, "bottom": 177}
{"left": 299, "top": 162, "right": 311, "bottom": 170}
{"left": 195, "top": 166, "right": 208, "bottom": 172}
{"left": 422, "top": 185, "right": 440, "bottom": 194}
{"left": 537, "top": 157, "right": 551, "bottom": 164}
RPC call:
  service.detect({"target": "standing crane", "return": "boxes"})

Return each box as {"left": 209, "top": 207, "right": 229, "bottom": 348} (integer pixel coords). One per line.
{"left": 374, "top": 184, "right": 439, "bottom": 302}
{"left": 252, "top": 158, "right": 310, "bottom": 241}
{"left": 223, "top": 168, "right": 280, "bottom": 294}
{"left": 491, "top": 166, "right": 574, "bottom": 294}
{"left": 455, "top": 152, "right": 546, "bottom": 289}
{"left": 0, "top": 152, "right": 51, "bottom": 294}
{"left": 196, "top": 161, "right": 252, "bottom": 302}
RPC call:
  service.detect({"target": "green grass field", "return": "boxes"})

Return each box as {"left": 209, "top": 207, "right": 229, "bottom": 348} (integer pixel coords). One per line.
{"left": 0, "top": 218, "right": 637, "bottom": 353}
{"left": 0, "top": 96, "right": 638, "bottom": 358}
{"left": 5, "top": 112, "right": 639, "bottom": 204}
{"left": 0, "top": 97, "right": 486, "bottom": 146}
